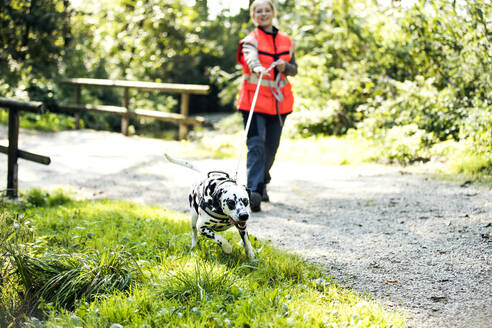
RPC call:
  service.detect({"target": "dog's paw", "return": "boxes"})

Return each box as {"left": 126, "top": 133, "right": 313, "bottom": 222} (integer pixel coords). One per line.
{"left": 246, "top": 250, "right": 256, "bottom": 261}
{"left": 221, "top": 242, "right": 233, "bottom": 254}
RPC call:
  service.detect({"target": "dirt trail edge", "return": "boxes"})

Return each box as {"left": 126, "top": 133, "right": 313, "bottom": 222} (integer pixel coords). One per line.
{"left": 1, "top": 127, "right": 491, "bottom": 328}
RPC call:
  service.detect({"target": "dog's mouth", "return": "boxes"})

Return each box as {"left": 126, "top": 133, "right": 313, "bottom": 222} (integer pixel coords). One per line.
{"left": 230, "top": 218, "right": 247, "bottom": 230}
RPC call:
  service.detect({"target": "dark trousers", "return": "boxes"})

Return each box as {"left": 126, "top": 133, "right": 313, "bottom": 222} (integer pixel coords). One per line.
{"left": 241, "top": 110, "right": 286, "bottom": 193}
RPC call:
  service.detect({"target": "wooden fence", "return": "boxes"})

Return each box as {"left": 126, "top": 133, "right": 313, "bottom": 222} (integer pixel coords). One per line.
{"left": 0, "top": 97, "right": 51, "bottom": 198}
{"left": 60, "top": 78, "right": 209, "bottom": 139}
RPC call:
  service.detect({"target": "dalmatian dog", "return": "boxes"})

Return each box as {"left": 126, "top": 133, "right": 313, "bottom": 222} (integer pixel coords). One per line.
{"left": 164, "top": 153, "right": 255, "bottom": 261}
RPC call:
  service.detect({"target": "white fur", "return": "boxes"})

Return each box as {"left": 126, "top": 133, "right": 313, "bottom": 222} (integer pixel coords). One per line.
{"left": 164, "top": 153, "right": 255, "bottom": 261}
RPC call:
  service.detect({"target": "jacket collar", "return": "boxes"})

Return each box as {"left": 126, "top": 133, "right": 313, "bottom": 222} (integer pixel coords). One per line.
{"left": 257, "top": 25, "right": 278, "bottom": 36}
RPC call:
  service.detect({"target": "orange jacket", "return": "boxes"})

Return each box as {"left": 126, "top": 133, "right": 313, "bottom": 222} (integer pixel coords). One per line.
{"left": 236, "top": 27, "right": 294, "bottom": 115}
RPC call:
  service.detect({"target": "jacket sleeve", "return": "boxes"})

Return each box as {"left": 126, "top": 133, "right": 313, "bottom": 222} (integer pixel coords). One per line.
{"left": 283, "top": 53, "right": 297, "bottom": 76}
{"left": 239, "top": 35, "right": 262, "bottom": 71}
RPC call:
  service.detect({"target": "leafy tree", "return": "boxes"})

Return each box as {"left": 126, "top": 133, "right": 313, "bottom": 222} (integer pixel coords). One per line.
{"left": 0, "top": 0, "right": 71, "bottom": 96}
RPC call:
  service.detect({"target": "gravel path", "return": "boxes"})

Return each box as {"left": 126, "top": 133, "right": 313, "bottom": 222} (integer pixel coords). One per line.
{"left": 1, "top": 127, "right": 491, "bottom": 328}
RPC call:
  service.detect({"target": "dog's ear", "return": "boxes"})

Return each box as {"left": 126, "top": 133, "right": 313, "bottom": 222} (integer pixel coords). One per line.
{"left": 245, "top": 187, "right": 252, "bottom": 198}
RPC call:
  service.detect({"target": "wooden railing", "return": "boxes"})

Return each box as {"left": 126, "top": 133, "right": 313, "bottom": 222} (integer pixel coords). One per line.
{"left": 60, "top": 78, "right": 210, "bottom": 139}
{"left": 0, "top": 97, "right": 51, "bottom": 198}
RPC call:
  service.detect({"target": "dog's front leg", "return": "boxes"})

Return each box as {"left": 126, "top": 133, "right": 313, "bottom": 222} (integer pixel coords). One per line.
{"left": 190, "top": 210, "right": 199, "bottom": 250}
{"left": 239, "top": 229, "right": 256, "bottom": 261}
{"left": 198, "top": 225, "right": 233, "bottom": 254}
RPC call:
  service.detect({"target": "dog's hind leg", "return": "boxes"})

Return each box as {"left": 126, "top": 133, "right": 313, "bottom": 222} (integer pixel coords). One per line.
{"left": 198, "top": 225, "right": 233, "bottom": 254}
{"left": 239, "top": 230, "right": 256, "bottom": 261}
{"left": 190, "top": 210, "right": 199, "bottom": 250}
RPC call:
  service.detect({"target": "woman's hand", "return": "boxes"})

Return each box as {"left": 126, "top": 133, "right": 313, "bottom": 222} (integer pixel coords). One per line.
{"left": 275, "top": 59, "right": 287, "bottom": 73}
{"left": 253, "top": 66, "right": 267, "bottom": 75}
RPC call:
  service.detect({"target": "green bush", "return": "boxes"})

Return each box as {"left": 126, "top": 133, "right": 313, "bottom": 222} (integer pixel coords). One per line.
{"left": 286, "top": 100, "right": 348, "bottom": 137}
{"left": 459, "top": 99, "right": 492, "bottom": 157}
{"left": 0, "top": 110, "right": 78, "bottom": 132}
{"left": 371, "top": 124, "right": 435, "bottom": 165}
{"left": 22, "top": 189, "right": 72, "bottom": 208}
{"left": 356, "top": 77, "right": 466, "bottom": 141}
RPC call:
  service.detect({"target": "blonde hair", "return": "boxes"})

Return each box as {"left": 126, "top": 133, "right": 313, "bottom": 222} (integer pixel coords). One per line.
{"left": 250, "top": 0, "right": 276, "bottom": 23}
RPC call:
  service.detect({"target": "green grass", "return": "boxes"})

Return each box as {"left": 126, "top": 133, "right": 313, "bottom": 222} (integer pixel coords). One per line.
{"left": 1, "top": 190, "right": 405, "bottom": 327}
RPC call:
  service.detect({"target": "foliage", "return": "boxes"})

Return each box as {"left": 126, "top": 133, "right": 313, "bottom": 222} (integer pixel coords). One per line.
{"left": 56, "top": 0, "right": 250, "bottom": 121}
{"left": 282, "top": 0, "right": 491, "bottom": 138}
{"left": 355, "top": 76, "right": 466, "bottom": 141}
{"left": 1, "top": 0, "right": 250, "bottom": 134}
{"left": 366, "top": 124, "right": 435, "bottom": 165}
{"left": 0, "top": 190, "right": 405, "bottom": 327}
{"left": 0, "top": 0, "right": 70, "bottom": 95}
{"left": 285, "top": 100, "right": 348, "bottom": 137}
{"left": 278, "top": 0, "right": 491, "bottom": 171}
{"left": 458, "top": 100, "right": 492, "bottom": 156}
{"left": 0, "top": 109, "right": 78, "bottom": 132}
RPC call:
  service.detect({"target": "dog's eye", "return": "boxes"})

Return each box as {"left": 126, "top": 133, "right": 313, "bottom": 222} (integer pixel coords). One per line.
{"left": 227, "top": 199, "right": 235, "bottom": 209}
{"left": 242, "top": 198, "right": 249, "bottom": 206}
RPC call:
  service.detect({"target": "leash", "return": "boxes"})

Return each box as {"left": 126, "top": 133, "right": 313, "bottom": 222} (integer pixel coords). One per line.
{"left": 234, "top": 62, "right": 278, "bottom": 182}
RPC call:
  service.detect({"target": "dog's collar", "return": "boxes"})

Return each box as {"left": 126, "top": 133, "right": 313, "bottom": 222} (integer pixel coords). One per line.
{"left": 200, "top": 202, "right": 230, "bottom": 220}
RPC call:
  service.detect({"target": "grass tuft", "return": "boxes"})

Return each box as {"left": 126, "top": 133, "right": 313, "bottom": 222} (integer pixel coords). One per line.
{"left": 21, "top": 188, "right": 73, "bottom": 208}
{"left": 9, "top": 248, "right": 142, "bottom": 311}
{"left": 158, "top": 261, "right": 236, "bottom": 302}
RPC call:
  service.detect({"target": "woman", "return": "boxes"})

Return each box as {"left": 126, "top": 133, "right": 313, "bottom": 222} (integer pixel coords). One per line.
{"left": 236, "top": 0, "right": 297, "bottom": 212}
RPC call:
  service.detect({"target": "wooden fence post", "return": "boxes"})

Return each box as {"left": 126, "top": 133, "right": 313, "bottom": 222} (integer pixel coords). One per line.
{"left": 0, "top": 97, "right": 49, "bottom": 199}
{"left": 7, "top": 109, "right": 19, "bottom": 198}
{"left": 121, "top": 87, "right": 130, "bottom": 136}
{"left": 75, "top": 85, "right": 81, "bottom": 129}
{"left": 179, "top": 93, "right": 190, "bottom": 140}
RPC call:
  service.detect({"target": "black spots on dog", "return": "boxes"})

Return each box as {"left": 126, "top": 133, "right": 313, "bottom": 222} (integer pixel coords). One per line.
{"left": 214, "top": 189, "right": 224, "bottom": 206}
{"left": 241, "top": 198, "right": 249, "bottom": 207}
{"left": 226, "top": 199, "right": 236, "bottom": 210}
{"left": 207, "top": 176, "right": 227, "bottom": 197}
{"left": 207, "top": 182, "right": 217, "bottom": 196}
{"left": 200, "top": 227, "right": 215, "bottom": 239}
{"left": 190, "top": 194, "right": 199, "bottom": 212}
{"left": 204, "top": 219, "right": 231, "bottom": 232}
{"left": 223, "top": 194, "right": 241, "bottom": 211}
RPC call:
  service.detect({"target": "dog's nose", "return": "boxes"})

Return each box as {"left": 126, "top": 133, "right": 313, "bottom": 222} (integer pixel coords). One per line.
{"left": 239, "top": 213, "right": 249, "bottom": 221}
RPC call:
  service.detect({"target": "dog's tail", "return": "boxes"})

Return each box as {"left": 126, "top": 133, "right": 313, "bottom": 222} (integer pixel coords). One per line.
{"left": 164, "top": 153, "right": 201, "bottom": 173}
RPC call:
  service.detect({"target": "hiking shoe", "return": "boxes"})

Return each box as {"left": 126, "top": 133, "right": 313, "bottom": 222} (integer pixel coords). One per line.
{"left": 250, "top": 191, "right": 262, "bottom": 212}
{"left": 261, "top": 185, "right": 269, "bottom": 202}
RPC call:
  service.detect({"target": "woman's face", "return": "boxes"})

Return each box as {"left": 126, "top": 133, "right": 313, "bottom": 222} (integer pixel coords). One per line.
{"left": 253, "top": 2, "right": 274, "bottom": 30}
